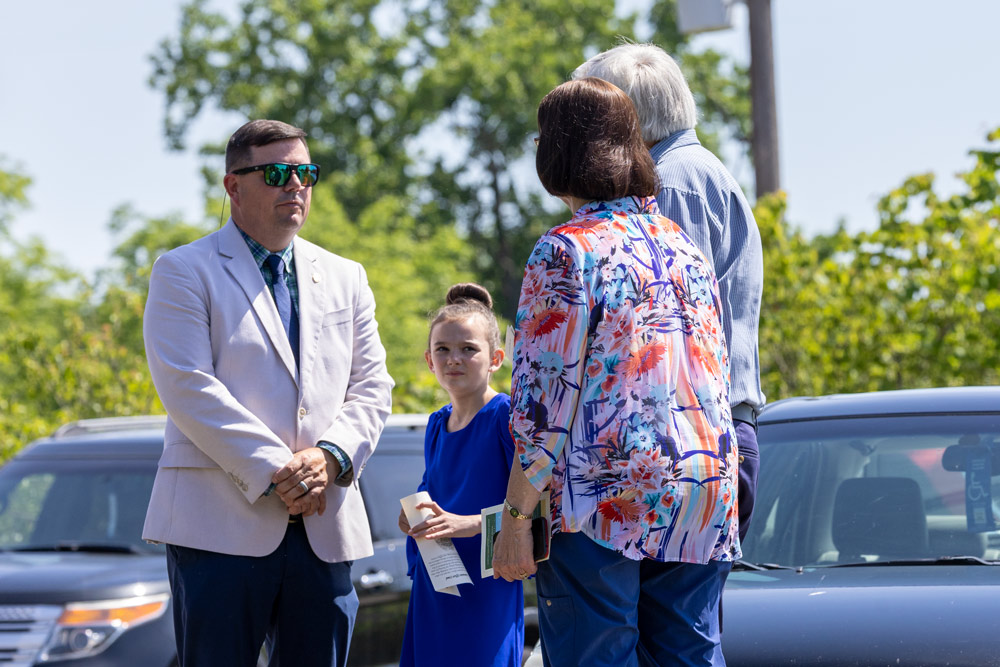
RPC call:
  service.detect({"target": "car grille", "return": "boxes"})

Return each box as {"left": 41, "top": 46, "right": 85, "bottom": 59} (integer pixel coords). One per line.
{"left": 0, "top": 605, "right": 61, "bottom": 665}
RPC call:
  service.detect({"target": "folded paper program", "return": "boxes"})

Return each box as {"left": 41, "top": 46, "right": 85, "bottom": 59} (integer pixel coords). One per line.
{"left": 400, "top": 491, "right": 472, "bottom": 596}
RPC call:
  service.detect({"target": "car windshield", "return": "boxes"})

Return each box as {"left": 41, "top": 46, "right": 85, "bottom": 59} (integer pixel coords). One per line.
{"left": 742, "top": 413, "right": 1000, "bottom": 568}
{"left": 0, "top": 458, "right": 162, "bottom": 554}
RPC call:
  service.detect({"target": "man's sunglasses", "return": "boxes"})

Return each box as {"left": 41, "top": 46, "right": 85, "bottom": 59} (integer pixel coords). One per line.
{"left": 230, "top": 162, "right": 321, "bottom": 187}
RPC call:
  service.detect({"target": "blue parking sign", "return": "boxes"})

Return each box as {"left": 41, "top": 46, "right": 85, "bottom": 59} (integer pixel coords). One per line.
{"left": 965, "top": 446, "right": 995, "bottom": 532}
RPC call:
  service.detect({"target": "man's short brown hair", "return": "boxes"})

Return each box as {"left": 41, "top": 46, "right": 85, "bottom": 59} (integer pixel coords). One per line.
{"left": 225, "top": 120, "right": 308, "bottom": 173}
{"left": 536, "top": 78, "right": 657, "bottom": 202}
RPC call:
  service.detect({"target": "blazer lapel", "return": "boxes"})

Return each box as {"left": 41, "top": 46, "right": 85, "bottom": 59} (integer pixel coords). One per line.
{"left": 293, "top": 238, "right": 324, "bottom": 385}
{"left": 217, "top": 220, "right": 298, "bottom": 382}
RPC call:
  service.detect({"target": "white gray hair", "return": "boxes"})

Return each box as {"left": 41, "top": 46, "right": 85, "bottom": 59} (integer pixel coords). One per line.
{"left": 572, "top": 43, "right": 697, "bottom": 144}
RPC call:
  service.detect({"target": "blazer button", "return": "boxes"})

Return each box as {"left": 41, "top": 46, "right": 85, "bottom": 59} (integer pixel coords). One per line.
{"left": 299, "top": 408, "right": 307, "bottom": 419}
{"left": 739, "top": 455, "right": 745, "bottom": 463}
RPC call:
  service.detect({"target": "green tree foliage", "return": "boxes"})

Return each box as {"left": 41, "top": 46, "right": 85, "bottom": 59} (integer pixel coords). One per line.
{"left": 0, "top": 312, "right": 162, "bottom": 459}
{"left": 149, "top": 0, "right": 751, "bottom": 316}
{"left": 96, "top": 204, "right": 212, "bottom": 354}
{"left": 2, "top": 0, "right": 997, "bottom": 462}
{"left": 0, "top": 169, "right": 168, "bottom": 457}
{"left": 402, "top": 0, "right": 631, "bottom": 312}
{"left": 758, "top": 128, "right": 1000, "bottom": 401}
{"left": 150, "top": 0, "right": 419, "bottom": 220}
{"left": 299, "top": 183, "right": 478, "bottom": 412}
{"left": 0, "top": 156, "right": 30, "bottom": 236}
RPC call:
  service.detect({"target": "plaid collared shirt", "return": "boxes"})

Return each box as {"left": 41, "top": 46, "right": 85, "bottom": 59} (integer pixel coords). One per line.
{"left": 237, "top": 226, "right": 300, "bottom": 314}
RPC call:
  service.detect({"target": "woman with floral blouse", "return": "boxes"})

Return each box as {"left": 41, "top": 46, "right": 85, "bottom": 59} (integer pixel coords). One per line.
{"left": 492, "top": 77, "right": 741, "bottom": 666}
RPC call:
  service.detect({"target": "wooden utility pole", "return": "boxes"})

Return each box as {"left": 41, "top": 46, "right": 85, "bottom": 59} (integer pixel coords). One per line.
{"left": 748, "top": 0, "right": 780, "bottom": 197}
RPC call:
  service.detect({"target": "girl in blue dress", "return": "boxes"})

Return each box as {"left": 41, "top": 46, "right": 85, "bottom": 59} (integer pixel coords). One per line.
{"left": 398, "top": 283, "right": 524, "bottom": 667}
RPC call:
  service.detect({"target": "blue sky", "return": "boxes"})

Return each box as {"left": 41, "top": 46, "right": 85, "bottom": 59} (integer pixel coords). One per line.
{"left": 2, "top": 0, "right": 999, "bottom": 276}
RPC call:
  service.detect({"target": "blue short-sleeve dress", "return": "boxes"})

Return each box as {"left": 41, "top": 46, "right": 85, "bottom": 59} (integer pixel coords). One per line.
{"left": 399, "top": 393, "right": 524, "bottom": 667}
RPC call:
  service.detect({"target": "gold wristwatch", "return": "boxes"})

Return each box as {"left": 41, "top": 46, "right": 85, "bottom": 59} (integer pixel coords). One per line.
{"left": 504, "top": 499, "right": 532, "bottom": 520}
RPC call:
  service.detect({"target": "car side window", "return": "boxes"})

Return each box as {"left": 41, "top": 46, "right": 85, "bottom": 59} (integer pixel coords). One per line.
{"left": 0, "top": 472, "right": 55, "bottom": 547}
{"left": 747, "top": 418, "right": 1000, "bottom": 568}
{"left": 31, "top": 471, "right": 155, "bottom": 547}
{"left": 743, "top": 443, "right": 848, "bottom": 566}
{"left": 359, "top": 431, "right": 426, "bottom": 542}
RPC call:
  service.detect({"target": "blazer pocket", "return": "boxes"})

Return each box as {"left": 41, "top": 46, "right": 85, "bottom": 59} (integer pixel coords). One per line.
{"left": 159, "top": 440, "right": 219, "bottom": 468}
{"left": 322, "top": 306, "right": 353, "bottom": 329}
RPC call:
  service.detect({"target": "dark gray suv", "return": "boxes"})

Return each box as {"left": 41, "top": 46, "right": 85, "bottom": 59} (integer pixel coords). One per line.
{"left": 0, "top": 417, "right": 174, "bottom": 666}
{"left": 0, "top": 414, "right": 535, "bottom": 666}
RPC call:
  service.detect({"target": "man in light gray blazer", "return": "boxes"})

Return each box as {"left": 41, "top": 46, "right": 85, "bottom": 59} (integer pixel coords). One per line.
{"left": 142, "top": 119, "right": 393, "bottom": 667}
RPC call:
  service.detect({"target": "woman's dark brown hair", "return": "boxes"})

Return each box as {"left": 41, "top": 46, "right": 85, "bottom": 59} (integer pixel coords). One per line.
{"left": 536, "top": 77, "right": 657, "bottom": 202}
{"left": 427, "top": 283, "right": 502, "bottom": 353}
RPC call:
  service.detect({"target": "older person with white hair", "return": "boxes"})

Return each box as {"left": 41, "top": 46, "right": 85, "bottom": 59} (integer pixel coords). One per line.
{"left": 574, "top": 43, "right": 764, "bottom": 547}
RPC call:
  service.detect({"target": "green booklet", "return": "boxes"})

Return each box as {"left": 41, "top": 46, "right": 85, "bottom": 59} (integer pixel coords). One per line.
{"left": 480, "top": 492, "right": 551, "bottom": 578}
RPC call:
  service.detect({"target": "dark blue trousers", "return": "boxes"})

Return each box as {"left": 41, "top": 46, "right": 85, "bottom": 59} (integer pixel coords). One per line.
{"left": 719, "top": 420, "right": 758, "bottom": 646}
{"left": 536, "top": 532, "right": 730, "bottom": 667}
{"left": 733, "top": 419, "right": 759, "bottom": 542}
{"left": 166, "top": 520, "right": 358, "bottom": 667}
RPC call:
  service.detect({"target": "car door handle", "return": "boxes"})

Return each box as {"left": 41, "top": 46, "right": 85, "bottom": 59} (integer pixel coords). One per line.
{"left": 359, "top": 570, "right": 394, "bottom": 589}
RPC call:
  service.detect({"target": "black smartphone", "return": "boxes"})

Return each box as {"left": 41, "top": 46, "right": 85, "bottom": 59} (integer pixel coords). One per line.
{"left": 491, "top": 516, "right": 549, "bottom": 562}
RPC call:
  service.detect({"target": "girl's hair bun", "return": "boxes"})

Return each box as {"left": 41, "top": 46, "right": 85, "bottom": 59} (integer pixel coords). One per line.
{"left": 446, "top": 283, "right": 493, "bottom": 310}
{"left": 429, "top": 283, "right": 501, "bottom": 353}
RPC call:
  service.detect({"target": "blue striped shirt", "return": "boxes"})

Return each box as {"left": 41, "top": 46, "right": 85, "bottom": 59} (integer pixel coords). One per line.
{"left": 650, "top": 129, "right": 765, "bottom": 412}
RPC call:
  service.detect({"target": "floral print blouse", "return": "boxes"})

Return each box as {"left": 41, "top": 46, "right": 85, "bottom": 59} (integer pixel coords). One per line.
{"left": 510, "top": 196, "right": 741, "bottom": 563}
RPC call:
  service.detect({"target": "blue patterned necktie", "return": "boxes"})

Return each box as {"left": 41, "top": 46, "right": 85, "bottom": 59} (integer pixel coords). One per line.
{"left": 264, "top": 254, "right": 299, "bottom": 366}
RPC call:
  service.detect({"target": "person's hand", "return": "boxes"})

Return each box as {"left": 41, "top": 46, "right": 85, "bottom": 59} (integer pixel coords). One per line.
{"left": 398, "top": 508, "right": 411, "bottom": 535}
{"left": 273, "top": 448, "right": 332, "bottom": 517}
{"left": 492, "top": 516, "right": 536, "bottom": 582}
{"left": 406, "top": 501, "right": 481, "bottom": 540}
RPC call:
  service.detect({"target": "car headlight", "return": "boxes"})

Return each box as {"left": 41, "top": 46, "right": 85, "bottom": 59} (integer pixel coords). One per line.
{"left": 38, "top": 593, "right": 169, "bottom": 662}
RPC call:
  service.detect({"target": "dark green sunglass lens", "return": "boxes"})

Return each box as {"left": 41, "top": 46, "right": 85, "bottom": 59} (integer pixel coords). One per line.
{"left": 297, "top": 165, "right": 319, "bottom": 186}
{"left": 263, "top": 164, "right": 291, "bottom": 186}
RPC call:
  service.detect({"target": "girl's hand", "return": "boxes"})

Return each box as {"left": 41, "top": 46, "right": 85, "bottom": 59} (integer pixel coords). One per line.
{"left": 492, "top": 515, "right": 536, "bottom": 582}
{"left": 407, "top": 501, "right": 481, "bottom": 539}
{"left": 398, "top": 508, "right": 411, "bottom": 535}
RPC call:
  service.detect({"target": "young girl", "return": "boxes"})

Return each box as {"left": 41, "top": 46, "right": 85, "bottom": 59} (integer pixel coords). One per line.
{"left": 398, "top": 283, "right": 524, "bottom": 667}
